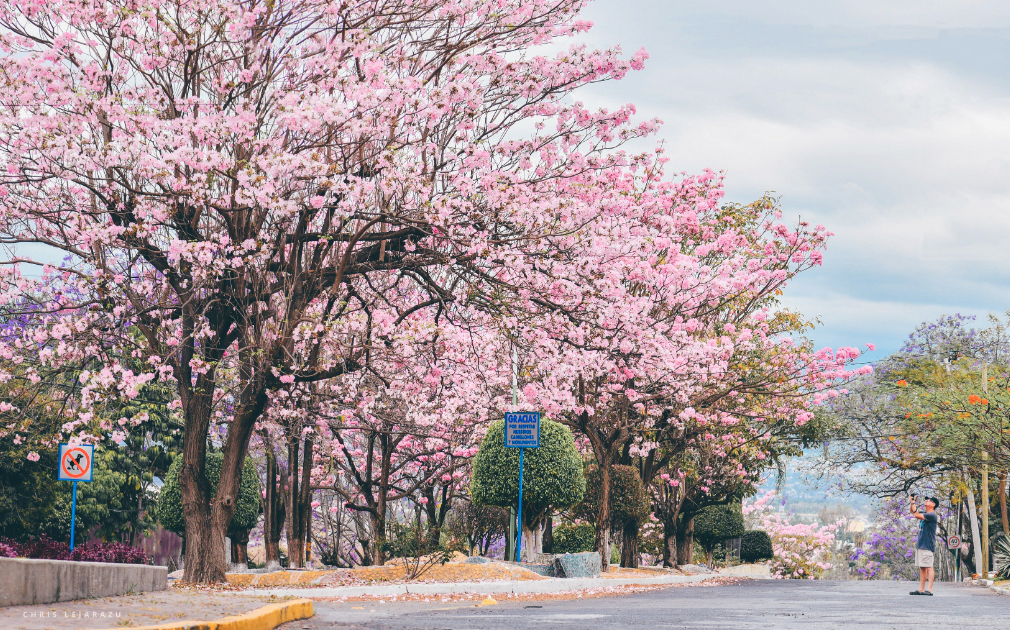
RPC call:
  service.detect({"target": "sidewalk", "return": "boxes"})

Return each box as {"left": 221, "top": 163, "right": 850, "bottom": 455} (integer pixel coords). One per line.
{"left": 0, "top": 590, "right": 290, "bottom": 630}
{"left": 251, "top": 571, "right": 719, "bottom": 599}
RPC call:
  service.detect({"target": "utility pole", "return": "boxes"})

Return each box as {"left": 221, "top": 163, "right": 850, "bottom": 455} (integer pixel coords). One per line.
{"left": 982, "top": 364, "right": 990, "bottom": 579}
{"left": 511, "top": 348, "right": 519, "bottom": 562}
{"left": 967, "top": 485, "right": 982, "bottom": 578}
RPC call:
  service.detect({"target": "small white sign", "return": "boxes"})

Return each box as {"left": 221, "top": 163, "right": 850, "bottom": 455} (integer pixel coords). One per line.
{"left": 946, "top": 534, "right": 961, "bottom": 549}
{"left": 58, "top": 443, "right": 94, "bottom": 482}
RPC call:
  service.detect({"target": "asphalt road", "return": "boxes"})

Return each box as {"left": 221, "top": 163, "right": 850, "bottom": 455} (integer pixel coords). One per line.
{"left": 280, "top": 580, "right": 1010, "bottom": 630}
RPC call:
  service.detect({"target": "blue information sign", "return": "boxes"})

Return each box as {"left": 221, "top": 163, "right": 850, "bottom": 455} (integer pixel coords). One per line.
{"left": 504, "top": 412, "right": 540, "bottom": 448}
{"left": 505, "top": 412, "right": 540, "bottom": 562}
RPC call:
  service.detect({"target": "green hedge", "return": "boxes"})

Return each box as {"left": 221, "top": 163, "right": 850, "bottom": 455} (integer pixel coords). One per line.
{"left": 551, "top": 523, "right": 596, "bottom": 554}
{"left": 157, "top": 452, "right": 260, "bottom": 536}
{"left": 470, "top": 418, "right": 585, "bottom": 522}
{"left": 740, "top": 529, "right": 773, "bottom": 563}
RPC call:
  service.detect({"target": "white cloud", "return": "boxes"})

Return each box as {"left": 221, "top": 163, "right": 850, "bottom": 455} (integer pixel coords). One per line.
{"left": 566, "top": 0, "right": 1010, "bottom": 354}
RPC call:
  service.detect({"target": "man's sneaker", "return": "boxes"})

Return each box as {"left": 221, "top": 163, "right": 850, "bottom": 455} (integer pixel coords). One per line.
{"left": 909, "top": 590, "right": 923, "bottom": 595}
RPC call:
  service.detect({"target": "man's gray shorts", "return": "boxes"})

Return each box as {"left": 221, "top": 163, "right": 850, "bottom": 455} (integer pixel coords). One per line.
{"left": 915, "top": 549, "right": 934, "bottom": 568}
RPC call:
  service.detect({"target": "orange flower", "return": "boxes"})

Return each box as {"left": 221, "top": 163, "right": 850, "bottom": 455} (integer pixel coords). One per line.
{"left": 896, "top": 380, "right": 908, "bottom": 387}
{"left": 969, "top": 394, "right": 982, "bottom": 405}
{"left": 904, "top": 413, "right": 911, "bottom": 419}
{"left": 982, "top": 398, "right": 989, "bottom": 405}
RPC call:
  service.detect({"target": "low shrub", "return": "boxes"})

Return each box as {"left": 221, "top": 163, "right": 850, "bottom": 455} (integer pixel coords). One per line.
{"left": 740, "top": 530, "right": 773, "bottom": 563}
{"left": 0, "top": 536, "right": 149, "bottom": 564}
{"left": 552, "top": 523, "right": 595, "bottom": 554}
{"left": 71, "top": 542, "right": 149, "bottom": 565}
{"left": 18, "top": 535, "right": 71, "bottom": 560}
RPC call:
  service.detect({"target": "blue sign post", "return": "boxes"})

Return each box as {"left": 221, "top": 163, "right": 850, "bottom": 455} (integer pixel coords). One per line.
{"left": 505, "top": 412, "right": 540, "bottom": 562}
{"left": 58, "top": 444, "right": 94, "bottom": 551}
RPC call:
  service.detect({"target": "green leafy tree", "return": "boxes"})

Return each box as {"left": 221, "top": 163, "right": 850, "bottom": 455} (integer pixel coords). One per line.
{"left": 574, "top": 464, "right": 650, "bottom": 567}
{"left": 694, "top": 503, "right": 745, "bottom": 566}
{"left": 471, "top": 418, "right": 585, "bottom": 558}
{"left": 158, "top": 451, "right": 260, "bottom": 562}
{"left": 1, "top": 330, "right": 180, "bottom": 544}
{"left": 0, "top": 362, "right": 72, "bottom": 541}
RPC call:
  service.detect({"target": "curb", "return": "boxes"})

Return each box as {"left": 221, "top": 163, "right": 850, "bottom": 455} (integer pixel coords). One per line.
{"left": 96, "top": 598, "right": 314, "bottom": 630}
{"left": 250, "top": 573, "right": 717, "bottom": 598}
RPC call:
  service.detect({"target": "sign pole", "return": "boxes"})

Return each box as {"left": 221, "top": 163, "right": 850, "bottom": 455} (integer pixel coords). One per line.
{"left": 58, "top": 443, "right": 93, "bottom": 552}
{"left": 70, "top": 480, "right": 78, "bottom": 551}
{"left": 516, "top": 447, "right": 524, "bottom": 562}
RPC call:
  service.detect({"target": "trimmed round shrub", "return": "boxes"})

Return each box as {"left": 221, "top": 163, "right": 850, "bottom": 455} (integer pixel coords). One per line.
{"left": 157, "top": 452, "right": 260, "bottom": 536}
{"left": 470, "top": 418, "right": 585, "bottom": 524}
{"left": 694, "top": 504, "right": 745, "bottom": 557}
{"left": 573, "top": 465, "right": 650, "bottom": 528}
{"left": 551, "top": 523, "right": 596, "bottom": 554}
{"left": 740, "top": 529, "right": 773, "bottom": 563}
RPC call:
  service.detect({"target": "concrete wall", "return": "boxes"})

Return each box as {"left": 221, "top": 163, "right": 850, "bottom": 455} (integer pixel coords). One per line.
{"left": 0, "top": 558, "right": 167, "bottom": 607}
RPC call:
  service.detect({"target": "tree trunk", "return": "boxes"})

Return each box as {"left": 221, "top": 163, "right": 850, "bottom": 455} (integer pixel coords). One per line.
{"left": 286, "top": 433, "right": 314, "bottom": 569}
{"left": 369, "top": 510, "right": 386, "bottom": 566}
{"left": 230, "top": 529, "right": 250, "bottom": 567}
{"left": 521, "top": 523, "right": 537, "bottom": 561}
{"left": 595, "top": 462, "right": 613, "bottom": 572}
{"left": 286, "top": 437, "right": 303, "bottom": 569}
{"left": 543, "top": 510, "right": 554, "bottom": 554}
{"left": 262, "top": 446, "right": 286, "bottom": 570}
{"left": 620, "top": 519, "right": 640, "bottom": 568}
{"left": 179, "top": 361, "right": 269, "bottom": 583}
{"left": 130, "top": 489, "right": 145, "bottom": 547}
{"left": 422, "top": 483, "right": 453, "bottom": 550}
{"left": 504, "top": 506, "right": 514, "bottom": 562}
{"left": 300, "top": 435, "right": 313, "bottom": 566}
{"left": 662, "top": 518, "right": 677, "bottom": 568}
{"left": 1000, "top": 470, "right": 1009, "bottom": 537}
{"left": 180, "top": 394, "right": 227, "bottom": 584}
{"left": 677, "top": 516, "right": 694, "bottom": 566}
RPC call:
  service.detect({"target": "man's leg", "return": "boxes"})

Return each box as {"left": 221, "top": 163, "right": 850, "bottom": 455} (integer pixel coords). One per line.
{"left": 919, "top": 566, "right": 927, "bottom": 592}
{"left": 926, "top": 567, "right": 935, "bottom": 592}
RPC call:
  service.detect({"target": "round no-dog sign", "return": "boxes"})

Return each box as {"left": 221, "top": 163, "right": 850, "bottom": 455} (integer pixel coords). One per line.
{"left": 58, "top": 444, "right": 94, "bottom": 482}
{"left": 946, "top": 534, "right": 961, "bottom": 549}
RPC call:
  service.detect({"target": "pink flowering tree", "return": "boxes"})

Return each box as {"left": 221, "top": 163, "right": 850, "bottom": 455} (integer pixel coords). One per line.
{"left": 507, "top": 168, "right": 871, "bottom": 570}
{"left": 744, "top": 492, "right": 839, "bottom": 579}
{"left": 0, "top": 0, "right": 658, "bottom": 582}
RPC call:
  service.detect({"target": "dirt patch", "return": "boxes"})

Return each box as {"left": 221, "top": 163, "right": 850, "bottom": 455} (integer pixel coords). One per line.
{"left": 225, "top": 561, "right": 545, "bottom": 588}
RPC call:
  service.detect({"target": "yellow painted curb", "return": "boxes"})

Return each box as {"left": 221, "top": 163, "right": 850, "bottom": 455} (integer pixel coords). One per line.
{"left": 97, "top": 598, "right": 314, "bottom": 630}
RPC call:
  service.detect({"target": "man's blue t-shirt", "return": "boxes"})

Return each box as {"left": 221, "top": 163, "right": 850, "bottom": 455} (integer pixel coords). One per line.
{"left": 917, "top": 512, "right": 938, "bottom": 551}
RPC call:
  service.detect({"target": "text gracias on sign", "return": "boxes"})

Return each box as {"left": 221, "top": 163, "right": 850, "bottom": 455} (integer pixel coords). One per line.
{"left": 506, "top": 412, "right": 540, "bottom": 448}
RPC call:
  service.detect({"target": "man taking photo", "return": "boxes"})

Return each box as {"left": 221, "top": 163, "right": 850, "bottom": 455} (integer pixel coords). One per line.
{"left": 909, "top": 496, "right": 939, "bottom": 596}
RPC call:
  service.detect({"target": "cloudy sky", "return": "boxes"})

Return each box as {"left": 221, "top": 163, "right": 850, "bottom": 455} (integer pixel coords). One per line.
{"left": 569, "top": 0, "right": 1010, "bottom": 359}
